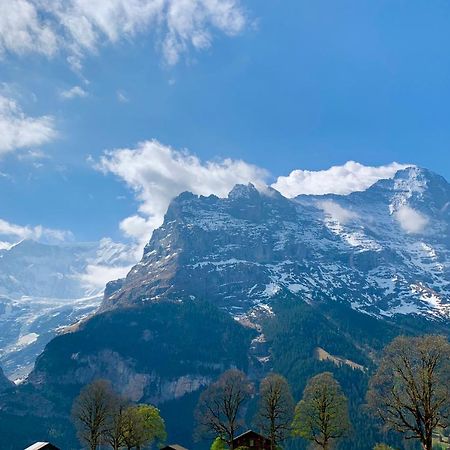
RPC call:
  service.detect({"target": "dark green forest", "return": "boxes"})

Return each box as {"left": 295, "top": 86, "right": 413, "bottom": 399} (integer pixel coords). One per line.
{"left": 0, "top": 295, "right": 446, "bottom": 449}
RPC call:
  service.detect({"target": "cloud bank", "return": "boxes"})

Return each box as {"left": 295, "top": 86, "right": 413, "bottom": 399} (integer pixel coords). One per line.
{"left": 318, "top": 200, "right": 358, "bottom": 224}
{"left": 97, "top": 139, "right": 268, "bottom": 248}
{"left": 272, "top": 161, "right": 410, "bottom": 197}
{"left": 79, "top": 264, "right": 132, "bottom": 291}
{"left": 78, "top": 238, "right": 137, "bottom": 290}
{"left": 0, "top": 0, "right": 58, "bottom": 57}
{"left": 0, "top": 94, "right": 57, "bottom": 156}
{"left": 394, "top": 205, "right": 429, "bottom": 234}
{"left": 0, "top": 218, "right": 73, "bottom": 249}
{"left": 0, "top": 0, "right": 247, "bottom": 67}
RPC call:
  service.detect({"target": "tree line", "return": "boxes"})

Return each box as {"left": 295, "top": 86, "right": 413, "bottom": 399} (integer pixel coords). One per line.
{"left": 195, "top": 368, "right": 349, "bottom": 450}
{"left": 195, "top": 334, "right": 450, "bottom": 450}
{"left": 72, "top": 334, "right": 450, "bottom": 450}
{"left": 71, "top": 379, "right": 166, "bottom": 450}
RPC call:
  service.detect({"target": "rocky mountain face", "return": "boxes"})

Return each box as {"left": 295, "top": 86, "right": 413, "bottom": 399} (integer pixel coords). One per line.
{"left": 0, "top": 238, "right": 132, "bottom": 380}
{"left": 105, "top": 166, "right": 450, "bottom": 321}
{"left": 0, "top": 365, "right": 13, "bottom": 393}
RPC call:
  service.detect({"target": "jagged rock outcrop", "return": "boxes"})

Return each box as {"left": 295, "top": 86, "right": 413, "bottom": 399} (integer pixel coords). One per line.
{"left": 0, "top": 365, "right": 13, "bottom": 392}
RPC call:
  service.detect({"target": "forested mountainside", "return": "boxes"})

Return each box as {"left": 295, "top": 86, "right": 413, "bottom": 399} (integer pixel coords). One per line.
{"left": 1, "top": 295, "right": 439, "bottom": 450}
{"left": 0, "top": 300, "right": 252, "bottom": 449}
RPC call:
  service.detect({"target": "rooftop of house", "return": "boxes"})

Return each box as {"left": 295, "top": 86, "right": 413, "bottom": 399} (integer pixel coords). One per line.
{"left": 161, "top": 445, "right": 189, "bottom": 450}
{"left": 233, "top": 430, "right": 271, "bottom": 441}
{"left": 24, "top": 443, "right": 60, "bottom": 450}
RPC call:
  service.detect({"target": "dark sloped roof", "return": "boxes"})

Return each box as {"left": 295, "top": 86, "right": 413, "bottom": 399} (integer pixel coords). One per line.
{"left": 233, "top": 430, "right": 270, "bottom": 441}
{"left": 161, "top": 445, "right": 189, "bottom": 450}
{"left": 24, "top": 443, "right": 60, "bottom": 450}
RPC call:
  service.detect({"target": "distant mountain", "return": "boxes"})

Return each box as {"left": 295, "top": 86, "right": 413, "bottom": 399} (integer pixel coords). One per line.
{"left": 0, "top": 238, "right": 132, "bottom": 380}
{"left": 104, "top": 166, "right": 450, "bottom": 321}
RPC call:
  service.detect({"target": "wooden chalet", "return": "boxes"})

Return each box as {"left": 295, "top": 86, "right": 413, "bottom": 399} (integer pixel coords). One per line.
{"left": 232, "top": 430, "right": 272, "bottom": 450}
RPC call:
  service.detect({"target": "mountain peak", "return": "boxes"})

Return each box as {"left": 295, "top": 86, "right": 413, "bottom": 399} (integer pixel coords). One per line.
{"left": 390, "top": 166, "right": 429, "bottom": 194}
{"left": 390, "top": 167, "right": 450, "bottom": 206}
{"left": 393, "top": 166, "right": 448, "bottom": 186}
{"left": 393, "top": 165, "right": 430, "bottom": 182}
{"left": 364, "top": 166, "right": 448, "bottom": 197}
{"left": 228, "top": 183, "right": 260, "bottom": 200}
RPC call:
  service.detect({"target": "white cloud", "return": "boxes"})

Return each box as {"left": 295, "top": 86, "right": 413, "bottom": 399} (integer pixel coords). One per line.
{"left": 272, "top": 161, "right": 410, "bottom": 197}
{"left": 0, "top": 0, "right": 247, "bottom": 67}
{"left": 120, "top": 215, "right": 153, "bottom": 241}
{"left": 161, "top": 0, "right": 246, "bottom": 64}
{"left": 119, "top": 215, "right": 155, "bottom": 260}
{"left": 116, "top": 90, "right": 129, "bottom": 103}
{"left": 0, "top": 0, "right": 58, "bottom": 57}
{"left": 78, "top": 237, "right": 138, "bottom": 290}
{"left": 0, "top": 241, "right": 13, "bottom": 250}
{"left": 318, "top": 200, "right": 358, "bottom": 224}
{"left": 394, "top": 205, "right": 429, "bottom": 234}
{"left": 97, "top": 139, "right": 268, "bottom": 246}
{"left": 16, "top": 149, "right": 50, "bottom": 162}
{"left": 60, "top": 85, "right": 88, "bottom": 100}
{"left": 79, "top": 264, "right": 131, "bottom": 290}
{"left": 0, "top": 94, "right": 57, "bottom": 156}
{"left": 0, "top": 218, "right": 73, "bottom": 243}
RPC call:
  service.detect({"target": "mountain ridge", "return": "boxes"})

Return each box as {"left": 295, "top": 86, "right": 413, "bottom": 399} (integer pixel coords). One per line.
{"left": 103, "top": 166, "right": 450, "bottom": 321}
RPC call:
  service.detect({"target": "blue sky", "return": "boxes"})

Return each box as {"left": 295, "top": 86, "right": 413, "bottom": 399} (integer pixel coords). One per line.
{"left": 1, "top": 0, "right": 450, "bottom": 249}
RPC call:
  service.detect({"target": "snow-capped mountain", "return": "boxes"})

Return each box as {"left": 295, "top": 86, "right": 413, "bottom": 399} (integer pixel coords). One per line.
{"left": 0, "top": 238, "right": 133, "bottom": 380}
{"left": 3, "top": 166, "right": 450, "bottom": 381}
{"left": 104, "top": 167, "right": 450, "bottom": 321}
{"left": 3, "top": 166, "right": 450, "bottom": 450}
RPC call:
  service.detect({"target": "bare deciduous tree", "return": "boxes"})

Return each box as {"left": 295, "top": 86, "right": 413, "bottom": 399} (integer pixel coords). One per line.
{"left": 72, "top": 379, "right": 114, "bottom": 450}
{"left": 104, "top": 394, "right": 129, "bottom": 450}
{"left": 254, "top": 373, "right": 294, "bottom": 450}
{"left": 367, "top": 335, "right": 450, "bottom": 450}
{"left": 292, "top": 372, "right": 350, "bottom": 450}
{"left": 196, "top": 369, "right": 252, "bottom": 449}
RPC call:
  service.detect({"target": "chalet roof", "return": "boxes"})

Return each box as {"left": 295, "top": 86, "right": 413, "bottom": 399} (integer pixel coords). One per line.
{"left": 161, "top": 445, "right": 189, "bottom": 450}
{"left": 233, "top": 430, "right": 270, "bottom": 442}
{"left": 24, "top": 443, "right": 60, "bottom": 450}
